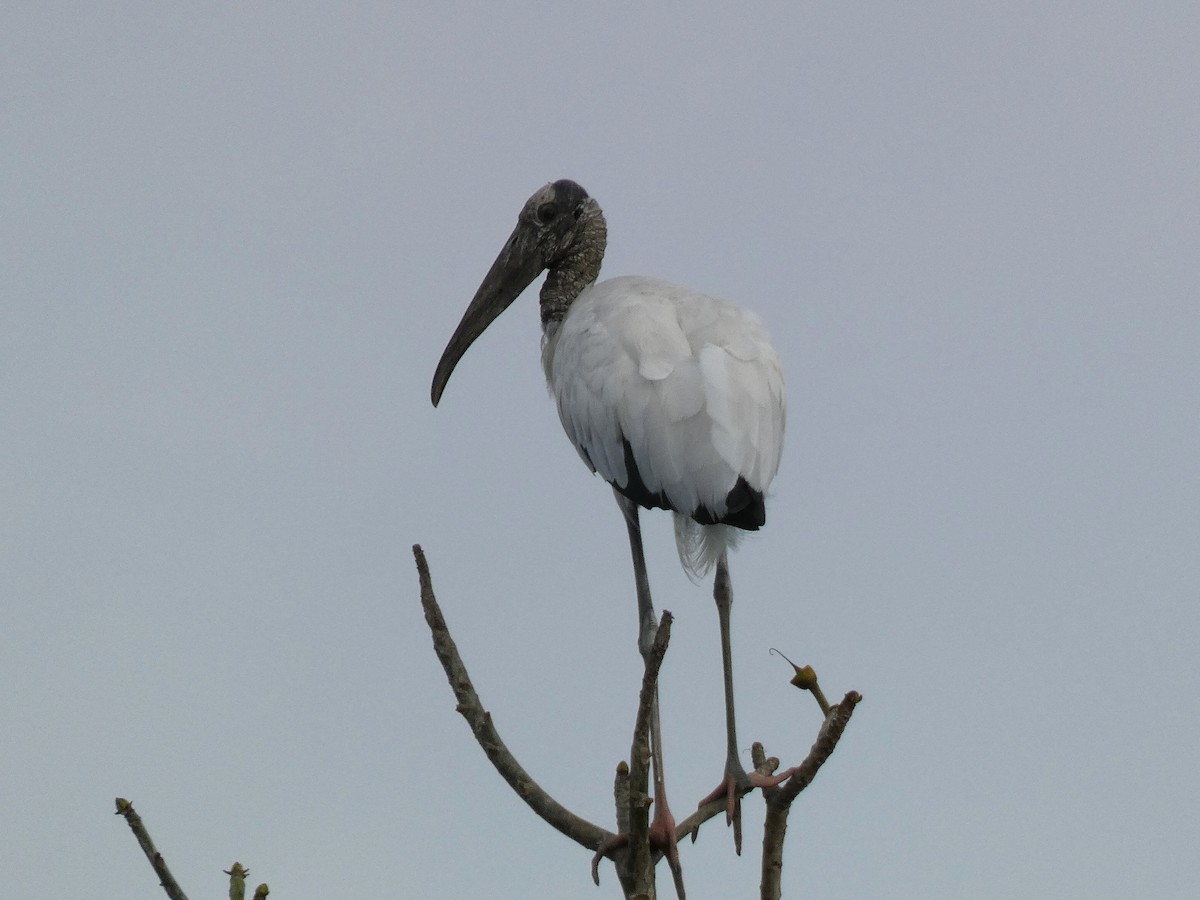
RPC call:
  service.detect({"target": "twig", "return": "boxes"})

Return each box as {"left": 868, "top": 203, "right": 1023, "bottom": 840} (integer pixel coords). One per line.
{"left": 114, "top": 798, "right": 190, "bottom": 900}
{"left": 225, "top": 862, "right": 249, "bottom": 900}
{"left": 413, "top": 545, "right": 615, "bottom": 852}
{"left": 772, "top": 691, "right": 861, "bottom": 806}
{"left": 624, "top": 611, "right": 676, "bottom": 897}
{"left": 593, "top": 763, "right": 632, "bottom": 886}
{"left": 760, "top": 691, "right": 862, "bottom": 899}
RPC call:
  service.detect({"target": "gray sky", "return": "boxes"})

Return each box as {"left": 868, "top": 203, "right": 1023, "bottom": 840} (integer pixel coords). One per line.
{"left": 3, "top": 3, "right": 1197, "bottom": 898}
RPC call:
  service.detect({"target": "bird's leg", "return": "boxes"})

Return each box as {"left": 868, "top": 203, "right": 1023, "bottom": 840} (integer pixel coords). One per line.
{"left": 615, "top": 491, "right": 681, "bottom": 879}
{"left": 698, "top": 551, "right": 750, "bottom": 852}
{"left": 715, "top": 551, "right": 744, "bottom": 788}
{"left": 698, "top": 551, "right": 793, "bottom": 855}
{"left": 618, "top": 493, "right": 660, "bottom": 659}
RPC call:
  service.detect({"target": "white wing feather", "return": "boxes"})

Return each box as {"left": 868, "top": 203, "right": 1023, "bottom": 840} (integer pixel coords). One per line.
{"left": 543, "top": 275, "right": 785, "bottom": 575}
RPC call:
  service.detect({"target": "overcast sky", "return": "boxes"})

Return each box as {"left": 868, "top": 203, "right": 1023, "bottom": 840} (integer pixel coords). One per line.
{"left": 3, "top": 3, "right": 1197, "bottom": 898}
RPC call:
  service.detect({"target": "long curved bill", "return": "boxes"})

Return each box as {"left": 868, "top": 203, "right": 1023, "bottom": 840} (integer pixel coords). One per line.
{"left": 431, "top": 223, "right": 545, "bottom": 407}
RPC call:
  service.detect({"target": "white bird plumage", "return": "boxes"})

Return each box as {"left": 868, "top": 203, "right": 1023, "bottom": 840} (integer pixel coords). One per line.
{"left": 542, "top": 274, "right": 785, "bottom": 578}
{"left": 431, "top": 179, "right": 791, "bottom": 859}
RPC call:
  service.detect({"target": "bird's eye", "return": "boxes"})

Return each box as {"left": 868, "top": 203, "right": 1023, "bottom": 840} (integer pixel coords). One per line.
{"left": 537, "top": 202, "right": 558, "bottom": 224}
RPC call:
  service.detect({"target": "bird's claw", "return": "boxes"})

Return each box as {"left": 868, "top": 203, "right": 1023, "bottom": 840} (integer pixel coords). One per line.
{"left": 698, "top": 760, "right": 797, "bottom": 855}
{"left": 591, "top": 804, "right": 685, "bottom": 899}
{"left": 698, "top": 770, "right": 748, "bottom": 854}
{"left": 650, "top": 798, "right": 683, "bottom": 895}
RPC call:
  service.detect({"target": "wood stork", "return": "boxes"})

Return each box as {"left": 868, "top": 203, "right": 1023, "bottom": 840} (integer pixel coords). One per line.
{"left": 431, "top": 180, "right": 788, "bottom": 859}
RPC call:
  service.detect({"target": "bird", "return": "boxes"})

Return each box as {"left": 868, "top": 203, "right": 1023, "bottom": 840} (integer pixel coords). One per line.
{"left": 431, "top": 179, "right": 787, "bottom": 863}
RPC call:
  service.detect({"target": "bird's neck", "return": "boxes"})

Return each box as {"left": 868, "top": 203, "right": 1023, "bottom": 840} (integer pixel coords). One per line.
{"left": 540, "top": 201, "right": 607, "bottom": 330}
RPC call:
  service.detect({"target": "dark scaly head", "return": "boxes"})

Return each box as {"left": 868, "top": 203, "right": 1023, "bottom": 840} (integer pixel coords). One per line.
{"left": 431, "top": 179, "right": 606, "bottom": 406}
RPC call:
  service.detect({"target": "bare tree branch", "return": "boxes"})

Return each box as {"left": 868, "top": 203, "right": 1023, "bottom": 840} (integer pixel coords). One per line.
{"left": 225, "top": 862, "right": 249, "bottom": 900}
{"left": 759, "top": 691, "right": 863, "bottom": 899}
{"left": 773, "top": 691, "right": 861, "bottom": 806}
{"left": 114, "top": 798, "right": 190, "bottom": 900}
{"left": 413, "top": 544, "right": 615, "bottom": 853}
{"left": 116, "top": 549, "right": 859, "bottom": 900}
{"left": 594, "top": 762, "right": 633, "bottom": 886}
{"left": 623, "top": 611, "right": 676, "bottom": 899}
{"left": 415, "top": 543, "right": 862, "bottom": 898}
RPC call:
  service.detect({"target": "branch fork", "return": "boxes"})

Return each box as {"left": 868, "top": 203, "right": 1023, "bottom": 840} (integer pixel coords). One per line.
{"left": 413, "top": 544, "right": 861, "bottom": 898}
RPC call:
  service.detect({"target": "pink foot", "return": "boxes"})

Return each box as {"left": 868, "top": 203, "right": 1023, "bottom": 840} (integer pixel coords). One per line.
{"left": 698, "top": 760, "right": 796, "bottom": 855}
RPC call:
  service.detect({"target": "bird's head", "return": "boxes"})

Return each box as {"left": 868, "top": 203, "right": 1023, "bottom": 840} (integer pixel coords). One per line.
{"left": 431, "top": 179, "right": 600, "bottom": 407}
